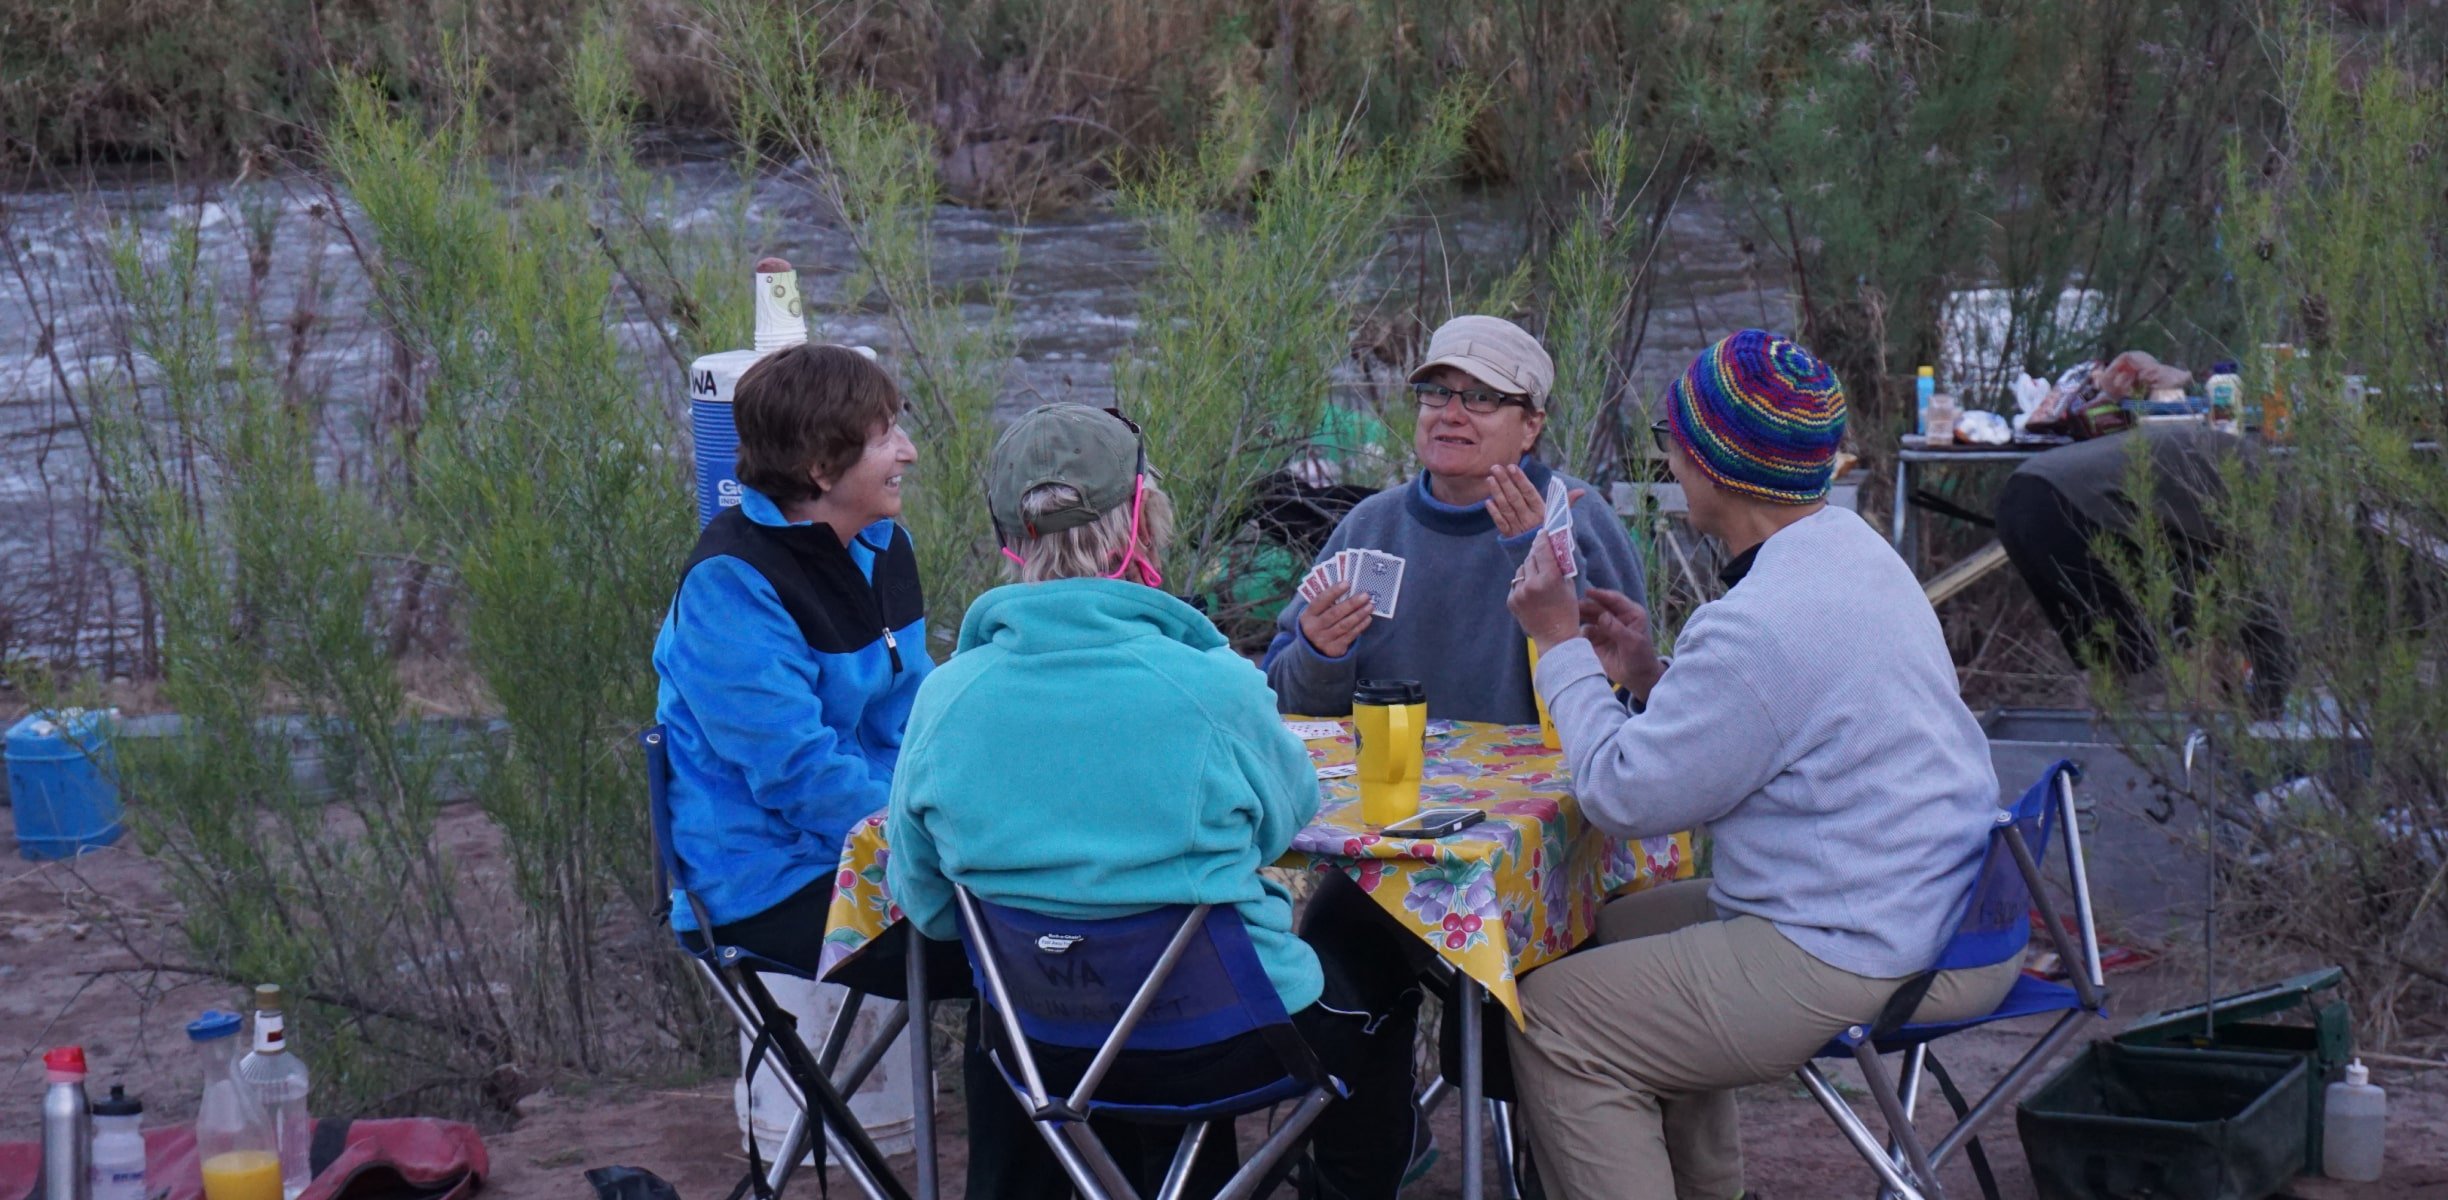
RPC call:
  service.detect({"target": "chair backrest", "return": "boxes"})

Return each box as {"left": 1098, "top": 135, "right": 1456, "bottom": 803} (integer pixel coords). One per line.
{"left": 1931, "top": 760, "right": 2076, "bottom": 972}
{"left": 957, "top": 892, "right": 1300, "bottom": 1055}
{"left": 638, "top": 725, "right": 720, "bottom": 937}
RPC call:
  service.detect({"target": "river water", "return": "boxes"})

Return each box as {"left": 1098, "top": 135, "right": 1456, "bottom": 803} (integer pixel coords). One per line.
{"left": 0, "top": 159, "right": 1791, "bottom": 670}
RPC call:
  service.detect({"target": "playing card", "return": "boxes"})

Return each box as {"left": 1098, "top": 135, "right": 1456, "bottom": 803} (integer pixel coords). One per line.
{"left": 1284, "top": 720, "right": 1345, "bottom": 740}
{"left": 1315, "top": 763, "right": 1358, "bottom": 780}
{"left": 1541, "top": 476, "right": 1573, "bottom": 536}
{"left": 1297, "top": 564, "right": 1329, "bottom": 603}
{"left": 1546, "top": 526, "right": 1579, "bottom": 578}
{"left": 1540, "top": 477, "right": 1579, "bottom": 578}
{"left": 1333, "top": 549, "right": 1358, "bottom": 587}
{"left": 1348, "top": 550, "right": 1406, "bottom": 618}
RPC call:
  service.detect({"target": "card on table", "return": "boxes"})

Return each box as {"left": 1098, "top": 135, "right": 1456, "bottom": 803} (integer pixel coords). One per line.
{"left": 1347, "top": 550, "right": 1405, "bottom": 618}
{"left": 1315, "top": 763, "right": 1358, "bottom": 780}
{"left": 1284, "top": 720, "right": 1346, "bottom": 740}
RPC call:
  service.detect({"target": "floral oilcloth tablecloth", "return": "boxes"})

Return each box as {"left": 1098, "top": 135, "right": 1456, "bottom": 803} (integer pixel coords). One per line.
{"left": 819, "top": 719, "right": 1694, "bottom": 1023}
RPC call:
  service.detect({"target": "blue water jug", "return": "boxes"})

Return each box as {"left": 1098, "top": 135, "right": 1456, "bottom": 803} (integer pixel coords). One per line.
{"left": 5, "top": 709, "right": 122, "bottom": 860}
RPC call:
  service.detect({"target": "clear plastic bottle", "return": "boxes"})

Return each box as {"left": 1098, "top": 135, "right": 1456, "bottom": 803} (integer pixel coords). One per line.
{"left": 2323, "top": 1059, "right": 2386, "bottom": 1182}
{"left": 87, "top": 1086, "right": 146, "bottom": 1200}
{"left": 235, "top": 987, "right": 313, "bottom": 1200}
{"left": 193, "top": 1010, "right": 281, "bottom": 1200}
{"left": 2206, "top": 360, "right": 2241, "bottom": 434}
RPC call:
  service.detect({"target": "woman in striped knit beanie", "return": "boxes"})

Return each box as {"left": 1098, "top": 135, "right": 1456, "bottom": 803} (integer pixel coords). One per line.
{"left": 1503, "top": 330, "right": 2013, "bottom": 1200}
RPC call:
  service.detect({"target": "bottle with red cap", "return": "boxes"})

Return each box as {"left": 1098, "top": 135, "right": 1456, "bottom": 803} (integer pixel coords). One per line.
{"left": 40, "top": 1045, "right": 92, "bottom": 1200}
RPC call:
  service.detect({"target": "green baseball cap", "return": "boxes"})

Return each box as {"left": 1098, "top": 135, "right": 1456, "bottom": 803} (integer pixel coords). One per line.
{"left": 989, "top": 403, "right": 1144, "bottom": 538}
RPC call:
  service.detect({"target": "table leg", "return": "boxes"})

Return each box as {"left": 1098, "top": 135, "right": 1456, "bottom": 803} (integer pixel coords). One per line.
{"left": 906, "top": 932, "right": 938, "bottom": 1200}
{"left": 1460, "top": 980, "right": 1484, "bottom": 1200}
{"left": 1891, "top": 457, "right": 1912, "bottom": 560}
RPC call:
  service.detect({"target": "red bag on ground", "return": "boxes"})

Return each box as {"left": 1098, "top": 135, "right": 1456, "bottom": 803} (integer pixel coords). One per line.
{"left": 4, "top": 1118, "right": 485, "bottom": 1200}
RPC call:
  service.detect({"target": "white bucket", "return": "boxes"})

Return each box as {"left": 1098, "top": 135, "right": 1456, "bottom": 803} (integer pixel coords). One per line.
{"left": 736, "top": 976, "right": 922, "bottom": 1163}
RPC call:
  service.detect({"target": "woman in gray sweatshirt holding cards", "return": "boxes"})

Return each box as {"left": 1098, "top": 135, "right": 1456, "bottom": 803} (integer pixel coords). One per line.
{"left": 1263, "top": 315, "right": 1646, "bottom": 724}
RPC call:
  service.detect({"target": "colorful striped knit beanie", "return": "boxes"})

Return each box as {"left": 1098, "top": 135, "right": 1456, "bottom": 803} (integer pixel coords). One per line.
{"left": 1664, "top": 329, "right": 1848, "bottom": 505}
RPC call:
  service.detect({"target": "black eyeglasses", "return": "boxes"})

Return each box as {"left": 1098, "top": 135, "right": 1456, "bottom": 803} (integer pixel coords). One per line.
{"left": 1649, "top": 418, "right": 1673, "bottom": 456}
{"left": 1410, "top": 381, "right": 1531, "bottom": 416}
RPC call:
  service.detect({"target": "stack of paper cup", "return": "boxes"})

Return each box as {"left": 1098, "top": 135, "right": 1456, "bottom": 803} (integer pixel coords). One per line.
{"left": 689, "top": 258, "right": 809, "bottom": 527}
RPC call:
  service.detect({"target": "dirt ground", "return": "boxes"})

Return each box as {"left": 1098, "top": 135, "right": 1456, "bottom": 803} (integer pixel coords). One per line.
{"left": 8, "top": 815, "right": 2448, "bottom": 1199}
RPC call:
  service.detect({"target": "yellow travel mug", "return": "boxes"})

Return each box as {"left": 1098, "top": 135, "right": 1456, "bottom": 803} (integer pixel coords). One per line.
{"left": 1528, "top": 639, "right": 1559, "bottom": 749}
{"left": 1353, "top": 679, "right": 1427, "bottom": 826}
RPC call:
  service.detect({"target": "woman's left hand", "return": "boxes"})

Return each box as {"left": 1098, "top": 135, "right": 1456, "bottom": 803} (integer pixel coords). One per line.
{"left": 1507, "top": 534, "right": 1580, "bottom": 650}
{"left": 1488, "top": 464, "right": 1577, "bottom": 539}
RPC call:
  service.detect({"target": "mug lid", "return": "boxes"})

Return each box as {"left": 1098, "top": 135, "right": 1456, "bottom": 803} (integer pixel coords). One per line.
{"left": 1354, "top": 679, "right": 1426, "bottom": 706}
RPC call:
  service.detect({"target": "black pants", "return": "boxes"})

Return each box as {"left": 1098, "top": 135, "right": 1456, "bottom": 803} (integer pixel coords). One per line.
{"left": 1996, "top": 474, "right": 2161, "bottom": 675}
{"left": 964, "top": 873, "right": 1429, "bottom": 1200}
{"left": 1995, "top": 474, "right": 2292, "bottom": 714}
{"left": 703, "top": 877, "right": 837, "bottom": 972}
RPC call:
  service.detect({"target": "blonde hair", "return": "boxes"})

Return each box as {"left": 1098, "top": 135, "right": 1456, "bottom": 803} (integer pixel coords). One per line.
{"left": 1008, "top": 482, "right": 1174, "bottom": 583}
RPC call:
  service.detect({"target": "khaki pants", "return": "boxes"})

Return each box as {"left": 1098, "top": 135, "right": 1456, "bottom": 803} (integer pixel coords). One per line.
{"left": 1507, "top": 881, "right": 2023, "bottom": 1200}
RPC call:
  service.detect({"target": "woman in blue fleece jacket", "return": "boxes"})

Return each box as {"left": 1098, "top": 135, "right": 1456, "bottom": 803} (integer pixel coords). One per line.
{"left": 889, "top": 404, "right": 1427, "bottom": 1200}
{"left": 653, "top": 342, "right": 932, "bottom": 968}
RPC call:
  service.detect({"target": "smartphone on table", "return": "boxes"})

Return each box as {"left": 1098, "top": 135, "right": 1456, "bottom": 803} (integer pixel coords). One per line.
{"left": 1383, "top": 807, "right": 1485, "bottom": 839}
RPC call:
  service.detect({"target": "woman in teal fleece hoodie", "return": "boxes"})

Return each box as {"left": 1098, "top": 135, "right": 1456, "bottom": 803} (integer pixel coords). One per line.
{"left": 889, "top": 404, "right": 1425, "bottom": 1200}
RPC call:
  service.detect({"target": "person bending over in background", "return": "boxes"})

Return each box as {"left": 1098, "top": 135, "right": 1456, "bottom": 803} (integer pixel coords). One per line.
{"left": 1995, "top": 423, "right": 2289, "bottom": 716}
{"left": 1265, "top": 315, "right": 1646, "bottom": 725}
{"left": 651, "top": 342, "right": 932, "bottom": 969}
{"left": 1502, "top": 331, "right": 2017, "bottom": 1200}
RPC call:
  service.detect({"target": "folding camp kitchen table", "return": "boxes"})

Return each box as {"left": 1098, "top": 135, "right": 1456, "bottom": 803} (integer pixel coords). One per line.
{"left": 818, "top": 719, "right": 1695, "bottom": 1200}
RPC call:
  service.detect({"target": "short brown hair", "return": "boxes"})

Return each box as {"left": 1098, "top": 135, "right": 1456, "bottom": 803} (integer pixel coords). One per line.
{"left": 733, "top": 344, "right": 902, "bottom": 504}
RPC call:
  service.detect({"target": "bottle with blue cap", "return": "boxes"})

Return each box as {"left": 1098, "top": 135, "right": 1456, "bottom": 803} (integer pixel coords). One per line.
{"left": 190, "top": 1010, "right": 279, "bottom": 1200}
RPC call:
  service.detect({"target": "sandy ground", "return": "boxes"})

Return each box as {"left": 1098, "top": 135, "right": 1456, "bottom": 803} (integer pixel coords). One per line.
{"left": 8, "top": 814, "right": 2447, "bottom": 1199}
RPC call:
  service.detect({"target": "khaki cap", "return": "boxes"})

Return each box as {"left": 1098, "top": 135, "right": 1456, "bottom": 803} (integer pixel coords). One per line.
{"left": 988, "top": 403, "right": 1143, "bottom": 538}
{"left": 1408, "top": 316, "right": 1554, "bottom": 410}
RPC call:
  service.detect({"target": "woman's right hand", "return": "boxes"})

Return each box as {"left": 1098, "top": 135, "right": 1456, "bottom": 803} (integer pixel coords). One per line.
{"left": 1300, "top": 583, "right": 1375, "bottom": 658}
{"left": 1580, "top": 588, "right": 1666, "bottom": 699}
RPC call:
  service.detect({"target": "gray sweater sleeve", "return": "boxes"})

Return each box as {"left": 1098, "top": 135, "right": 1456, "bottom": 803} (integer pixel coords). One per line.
{"left": 1264, "top": 524, "right": 1361, "bottom": 716}
{"left": 1533, "top": 626, "right": 1782, "bottom": 839}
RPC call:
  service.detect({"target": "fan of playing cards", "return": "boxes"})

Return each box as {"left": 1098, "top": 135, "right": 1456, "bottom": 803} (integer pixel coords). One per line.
{"left": 1540, "top": 476, "right": 1579, "bottom": 577}
{"left": 1299, "top": 549, "right": 1406, "bottom": 618}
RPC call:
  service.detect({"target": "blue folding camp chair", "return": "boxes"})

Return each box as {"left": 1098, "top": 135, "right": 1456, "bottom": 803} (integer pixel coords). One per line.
{"left": 641, "top": 726, "right": 934, "bottom": 1200}
{"left": 954, "top": 886, "right": 1349, "bottom": 1200}
{"left": 1797, "top": 761, "right": 2111, "bottom": 1200}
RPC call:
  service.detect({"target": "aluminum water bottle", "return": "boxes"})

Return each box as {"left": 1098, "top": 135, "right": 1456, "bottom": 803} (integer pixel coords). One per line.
{"left": 87, "top": 1086, "right": 146, "bottom": 1200}
{"left": 236, "top": 986, "right": 313, "bottom": 1200}
{"left": 2323, "top": 1059, "right": 2386, "bottom": 1181}
{"left": 40, "top": 1046, "right": 92, "bottom": 1200}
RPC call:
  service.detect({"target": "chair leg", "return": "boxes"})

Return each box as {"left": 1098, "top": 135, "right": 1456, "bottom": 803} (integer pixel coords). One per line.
{"left": 1929, "top": 1011, "right": 2091, "bottom": 1166}
{"left": 732, "top": 969, "right": 915, "bottom": 1200}
{"left": 1215, "top": 1086, "right": 1337, "bottom": 1200}
{"left": 1795, "top": 1064, "right": 1930, "bottom": 1200}
{"left": 1028, "top": 1120, "right": 1120, "bottom": 1200}
{"left": 1490, "top": 1099, "right": 1522, "bottom": 1200}
{"left": 1154, "top": 1122, "right": 1213, "bottom": 1200}
{"left": 765, "top": 1109, "right": 811, "bottom": 1195}
{"left": 1850, "top": 1042, "right": 1945, "bottom": 1200}
{"left": 906, "top": 936, "right": 938, "bottom": 1200}
{"left": 1056, "top": 1118, "right": 1143, "bottom": 1200}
